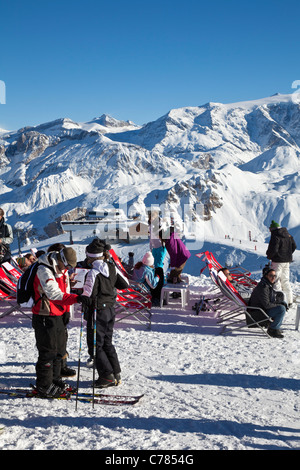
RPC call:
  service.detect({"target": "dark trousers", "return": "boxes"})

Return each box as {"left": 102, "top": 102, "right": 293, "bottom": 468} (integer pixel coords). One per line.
{"left": 85, "top": 309, "right": 94, "bottom": 358}
{"left": 151, "top": 267, "right": 164, "bottom": 300}
{"left": 267, "top": 304, "right": 286, "bottom": 330}
{"left": 32, "top": 315, "right": 66, "bottom": 389}
{"left": 94, "top": 306, "right": 120, "bottom": 378}
{"left": 61, "top": 311, "right": 70, "bottom": 368}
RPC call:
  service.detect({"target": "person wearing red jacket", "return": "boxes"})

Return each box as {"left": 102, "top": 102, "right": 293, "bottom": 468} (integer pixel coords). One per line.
{"left": 31, "top": 247, "right": 80, "bottom": 398}
{"left": 46, "top": 243, "right": 76, "bottom": 378}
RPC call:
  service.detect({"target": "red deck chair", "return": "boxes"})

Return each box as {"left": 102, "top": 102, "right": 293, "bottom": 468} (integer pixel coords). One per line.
{"left": 109, "top": 249, "right": 152, "bottom": 329}
{"left": 214, "top": 268, "right": 271, "bottom": 337}
{"left": 194, "top": 252, "right": 234, "bottom": 313}
{"left": 196, "top": 253, "right": 271, "bottom": 336}
{"left": 0, "top": 266, "right": 18, "bottom": 292}
{"left": 2, "top": 261, "right": 23, "bottom": 281}
{"left": 197, "top": 251, "right": 257, "bottom": 288}
{"left": 0, "top": 285, "right": 32, "bottom": 319}
{"left": 0, "top": 262, "right": 32, "bottom": 319}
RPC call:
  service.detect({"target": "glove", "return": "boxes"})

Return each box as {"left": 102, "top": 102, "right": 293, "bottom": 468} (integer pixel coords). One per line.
{"left": 77, "top": 295, "right": 91, "bottom": 309}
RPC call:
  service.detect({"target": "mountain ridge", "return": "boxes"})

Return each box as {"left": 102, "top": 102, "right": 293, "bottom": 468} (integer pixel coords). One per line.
{"left": 0, "top": 93, "right": 299, "bottom": 248}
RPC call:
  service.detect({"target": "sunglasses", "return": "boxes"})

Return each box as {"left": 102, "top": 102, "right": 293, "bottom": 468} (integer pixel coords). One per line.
{"left": 268, "top": 274, "right": 276, "bottom": 279}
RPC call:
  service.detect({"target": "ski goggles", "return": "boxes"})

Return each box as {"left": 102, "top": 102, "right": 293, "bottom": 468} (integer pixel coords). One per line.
{"left": 59, "top": 249, "right": 74, "bottom": 269}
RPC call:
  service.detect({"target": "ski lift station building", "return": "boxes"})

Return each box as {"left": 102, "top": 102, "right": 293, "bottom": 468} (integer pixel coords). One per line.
{"left": 60, "top": 209, "right": 148, "bottom": 243}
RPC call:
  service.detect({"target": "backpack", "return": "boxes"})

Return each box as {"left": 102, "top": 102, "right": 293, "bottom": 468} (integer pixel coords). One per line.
{"left": 17, "top": 261, "right": 55, "bottom": 305}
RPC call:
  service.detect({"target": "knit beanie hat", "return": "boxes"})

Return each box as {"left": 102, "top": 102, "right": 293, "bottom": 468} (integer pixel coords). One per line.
{"left": 57, "top": 247, "right": 77, "bottom": 268}
{"left": 17, "top": 256, "right": 27, "bottom": 268}
{"left": 142, "top": 251, "right": 154, "bottom": 266}
{"left": 86, "top": 238, "right": 111, "bottom": 258}
{"left": 269, "top": 220, "right": 280, "bottom": 229}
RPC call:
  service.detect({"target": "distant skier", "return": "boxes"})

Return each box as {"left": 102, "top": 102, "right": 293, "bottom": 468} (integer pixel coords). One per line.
{"left": 266, "top": 220, "right": 296, "bottom": 307}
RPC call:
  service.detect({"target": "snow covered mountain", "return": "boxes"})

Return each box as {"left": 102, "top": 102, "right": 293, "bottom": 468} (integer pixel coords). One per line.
{"left": 0, "top": 93, "right": 299, "bottom": 248}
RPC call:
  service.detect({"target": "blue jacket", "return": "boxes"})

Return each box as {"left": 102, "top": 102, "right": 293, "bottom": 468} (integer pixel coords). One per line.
{"left": 132, "top": 264, "right": 159, "bottom": 291}
{"left": 152, "top": 246, "right": 167, "bottom": 269}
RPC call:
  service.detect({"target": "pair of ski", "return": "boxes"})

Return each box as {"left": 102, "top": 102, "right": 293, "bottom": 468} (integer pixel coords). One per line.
{"left": 0, "top": 386, "right": 144, "bottom": 406}
{"left": 75, "top": 307, "right": 143, "bottom": 409}
{"left": 0, "top": 310, "right": 144, "bottom": 407}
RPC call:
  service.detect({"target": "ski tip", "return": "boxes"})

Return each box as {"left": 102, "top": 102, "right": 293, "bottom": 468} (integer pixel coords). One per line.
{"left": 132, "top": 394, "right": 145, "bottom": 405}
{"left": 127, "top": 393, "right": 145, "bottom": 405}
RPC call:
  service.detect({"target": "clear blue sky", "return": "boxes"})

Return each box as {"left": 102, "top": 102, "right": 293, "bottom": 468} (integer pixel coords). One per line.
{"left": 1, "top": 0, "right": 300, "bottom": 130}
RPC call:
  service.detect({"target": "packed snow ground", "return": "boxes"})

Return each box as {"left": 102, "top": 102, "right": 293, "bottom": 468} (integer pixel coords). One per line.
{"left": 0, "top": 236, "right": 299, "bottom": 451}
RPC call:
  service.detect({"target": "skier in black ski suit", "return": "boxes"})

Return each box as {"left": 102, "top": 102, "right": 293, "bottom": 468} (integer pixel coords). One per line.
{"left": 266, "top": 220, "right": 296, "bottom": 306}
{"left": 0, "top": 208, "right": 13, "bottom": 263}
{"left": 78, "top": 239, "right": 129, "bottom": 388}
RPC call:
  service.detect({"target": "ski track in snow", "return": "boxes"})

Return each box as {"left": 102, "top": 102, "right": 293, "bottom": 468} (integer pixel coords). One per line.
{"left": 0, "top": 273, "right": 300, "bottom": 451}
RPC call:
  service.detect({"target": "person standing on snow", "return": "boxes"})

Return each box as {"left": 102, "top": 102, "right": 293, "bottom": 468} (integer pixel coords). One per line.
{"left": 47, "top": 243, "right": 76, "bottom": 379}
{"left": 31, "top": 247, "right": 80, "bottom": 398}
{"left": 266, "top": 220, "right": 297, "bottom": 307}
{"left": 78, "top": 239, "right": 129, "bottom": 388}
{"left": 0, "top": 208, "right": 13, "bottom": 263}
{"left": 148, "top": 209, "right": 167, "bottom": 304}
{"left": 161, "top": 226, "right": 191, "bottom": 284}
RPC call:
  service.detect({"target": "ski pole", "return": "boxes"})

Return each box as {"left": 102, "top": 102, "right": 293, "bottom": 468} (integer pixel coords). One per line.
{"left": 92, "top": 307, "right": 97, "bottom": 409}
{"left": 75, "top": 307, "right": 84, "bottom": 411}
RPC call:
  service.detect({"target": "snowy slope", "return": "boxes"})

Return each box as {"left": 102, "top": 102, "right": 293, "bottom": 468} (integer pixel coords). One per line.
{"left": 0, "top": 233, "right": 299, "bottom": 451}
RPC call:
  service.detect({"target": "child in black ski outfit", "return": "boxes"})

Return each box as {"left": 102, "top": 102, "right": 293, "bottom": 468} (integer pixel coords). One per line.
{"left": 79, "top": 239, "right": 129, "bottom": 388}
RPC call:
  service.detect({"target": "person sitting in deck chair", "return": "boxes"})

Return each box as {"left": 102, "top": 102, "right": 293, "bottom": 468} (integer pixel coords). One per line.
{"left": 17, "top": 253, "right": 36, "bottom": 271}
{"left": 132, "top": 251, "right": 161, "bottom": 305}
{"left": 218, "top": 267, "right": 252, "bottom": 303}
{"left": 247, "top": 268, "right": 287, "bottom": 338}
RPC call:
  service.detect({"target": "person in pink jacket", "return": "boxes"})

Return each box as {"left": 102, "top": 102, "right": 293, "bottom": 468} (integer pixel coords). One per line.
{"left": 162, "top": 227, "right": 191, "bottom": 284}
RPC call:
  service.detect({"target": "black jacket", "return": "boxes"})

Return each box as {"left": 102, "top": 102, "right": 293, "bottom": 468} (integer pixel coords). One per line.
{"left": 82, "top": 260, "right": 129, "bottom": 310}
{"left": 248, "top": 276, "right": 282, "bottom": 312}
{"left": 266, "top": 227, "right": 296, "bottom": 263}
